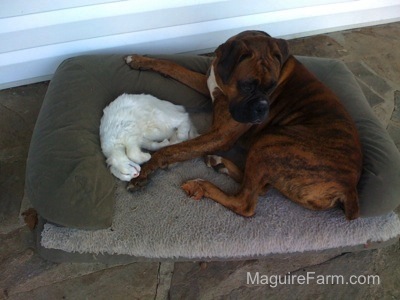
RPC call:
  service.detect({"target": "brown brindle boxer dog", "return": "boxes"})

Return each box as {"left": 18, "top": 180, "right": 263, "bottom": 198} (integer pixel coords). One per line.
{"left": 125, "top": 30, "right": 363, "bottom": 220}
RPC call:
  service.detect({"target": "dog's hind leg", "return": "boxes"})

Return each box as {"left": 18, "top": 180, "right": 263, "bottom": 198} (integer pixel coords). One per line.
{"left": 181, "top": 173, "right": 265, "bottom": 217}
{"left": 182, "top": 139, "right": 271, "bottom": 216}
{"left": 182, "top": 154, "right": 267, "bottom": 217}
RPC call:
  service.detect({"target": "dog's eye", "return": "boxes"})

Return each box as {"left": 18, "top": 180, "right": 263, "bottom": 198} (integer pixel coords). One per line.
{"left": 265, "top": 81, "right": 277, "bottom": 92}
{"left": 238, "top": 53, "right": 252, "bottom": 63}
{"left": 239, "top": 80, "right": 258, "bottom": 93}
{"left": 274, "top": 53, "right": 282, "bottom": 63}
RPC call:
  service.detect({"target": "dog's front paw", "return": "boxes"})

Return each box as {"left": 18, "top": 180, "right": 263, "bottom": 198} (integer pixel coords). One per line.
{"left": 124, "top": 54, "right": 151, "bottom": 71}
{"left": 126, "top": 174, "right": 148, "bottom": 193}
{"left": 181, "top": 179, "right": 205, "bottom": 200}
{"left": 127, "top": 174, "right": 149, "bottom": 192}
{"left": 125, "top": 55, "right": 134, "bottom": 64}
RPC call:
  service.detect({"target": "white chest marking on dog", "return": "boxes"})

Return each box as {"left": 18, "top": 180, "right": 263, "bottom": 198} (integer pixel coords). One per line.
{"left": 207, "top": 65, "right": 221, "bottom": 102}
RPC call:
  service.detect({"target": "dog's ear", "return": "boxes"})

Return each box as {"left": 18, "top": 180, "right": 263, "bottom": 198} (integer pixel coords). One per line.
{"left": 215, "top": 40, "right": 250, "bottom": 84}
{"left": 276, "top": 38, "right": 290, "bottom": 64}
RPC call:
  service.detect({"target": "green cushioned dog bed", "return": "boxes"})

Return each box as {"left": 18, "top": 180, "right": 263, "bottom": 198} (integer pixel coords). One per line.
{"left": 26, "top": 55, "right": 213, "bottom": 229}
{"left": 25, "top": 54, "right": 400, "bottom": 261}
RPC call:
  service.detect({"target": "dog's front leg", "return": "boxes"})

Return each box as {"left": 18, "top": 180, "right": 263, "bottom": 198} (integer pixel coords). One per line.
{"left": 127, "top": 96, "right": 251, "bottom": 192}
{"left": 125, "top": 55, "right": 210, "bottom": 96}
{"left": 127, "top": 121, "right": 249, "bottom": 191}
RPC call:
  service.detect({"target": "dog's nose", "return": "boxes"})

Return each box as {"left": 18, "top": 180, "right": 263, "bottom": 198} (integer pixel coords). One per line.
{"left": 251, "top": 100, "right": 268, "bottom": 122}
{"left": 230, "top": 99, "right": 269, "bottom": 124}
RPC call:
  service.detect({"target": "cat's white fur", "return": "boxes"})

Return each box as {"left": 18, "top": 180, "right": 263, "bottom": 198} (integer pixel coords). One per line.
{"left": 100, "top": 93, "right": 197, "bottom": 181}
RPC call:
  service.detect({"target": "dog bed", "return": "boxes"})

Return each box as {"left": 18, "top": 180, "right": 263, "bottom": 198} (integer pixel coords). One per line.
{"left": 25, "top": 54, "right": 400, "bottom": 262}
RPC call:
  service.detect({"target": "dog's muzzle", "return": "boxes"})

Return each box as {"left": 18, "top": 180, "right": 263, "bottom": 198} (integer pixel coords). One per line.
{"left": 230, "top": 98, "right": 269, "bottom": 124}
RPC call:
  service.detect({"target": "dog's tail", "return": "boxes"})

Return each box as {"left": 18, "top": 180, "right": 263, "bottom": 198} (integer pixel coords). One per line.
{"left": 341, "top": 188, "right": 360, "bottom": 220}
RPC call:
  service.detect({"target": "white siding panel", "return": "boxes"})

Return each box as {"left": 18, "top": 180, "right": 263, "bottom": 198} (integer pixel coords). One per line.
{"left": 1, "top": 0, "right": 399, "bottom": 89}
{"left": 0, "top": 0, "right": 221, "bottom": 18}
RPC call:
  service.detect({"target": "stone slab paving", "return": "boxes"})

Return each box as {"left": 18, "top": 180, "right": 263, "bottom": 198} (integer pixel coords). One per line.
{"left": 170, "top": 244, "right": 400, "bottom": 299}
{"left": 1, "top": 23, "right": 400, "bottom": 299}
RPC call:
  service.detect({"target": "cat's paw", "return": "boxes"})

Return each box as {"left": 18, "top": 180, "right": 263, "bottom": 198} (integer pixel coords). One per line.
{"left": 109, "top": 160, "right": 141, "bottom": 182}
{"left": 132, "top": 152, "right": 152, "bottom": 165}
{"left": 158, "top": 138, "right": 171, "bottom": 147}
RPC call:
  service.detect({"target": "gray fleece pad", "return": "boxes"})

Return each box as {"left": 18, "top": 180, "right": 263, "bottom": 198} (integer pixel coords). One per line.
{"left": 40, "top": 159, "right": 400, "bottom": 259}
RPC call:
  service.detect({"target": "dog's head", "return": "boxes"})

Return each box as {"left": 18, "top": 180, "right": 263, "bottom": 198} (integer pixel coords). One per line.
{"left": 212, "top": 31, "right": 289, "bottom": 124}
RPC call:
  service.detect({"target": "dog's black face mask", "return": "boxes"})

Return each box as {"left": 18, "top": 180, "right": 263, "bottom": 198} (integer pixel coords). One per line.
{"left": 229, "top": 79, "right": 270, "bottom": 124}
{"left": 214, "top": 30, "right": 288, "bottom": 124}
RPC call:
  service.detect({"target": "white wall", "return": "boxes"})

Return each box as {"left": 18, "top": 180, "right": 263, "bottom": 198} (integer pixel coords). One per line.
{"left": 1, "top": 0, "right": 399, "bottom": 89}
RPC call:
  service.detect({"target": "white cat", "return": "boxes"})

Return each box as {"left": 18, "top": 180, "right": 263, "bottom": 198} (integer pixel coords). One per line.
{"left": 100, "top": 93, "right": 197, "bottom": 181}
